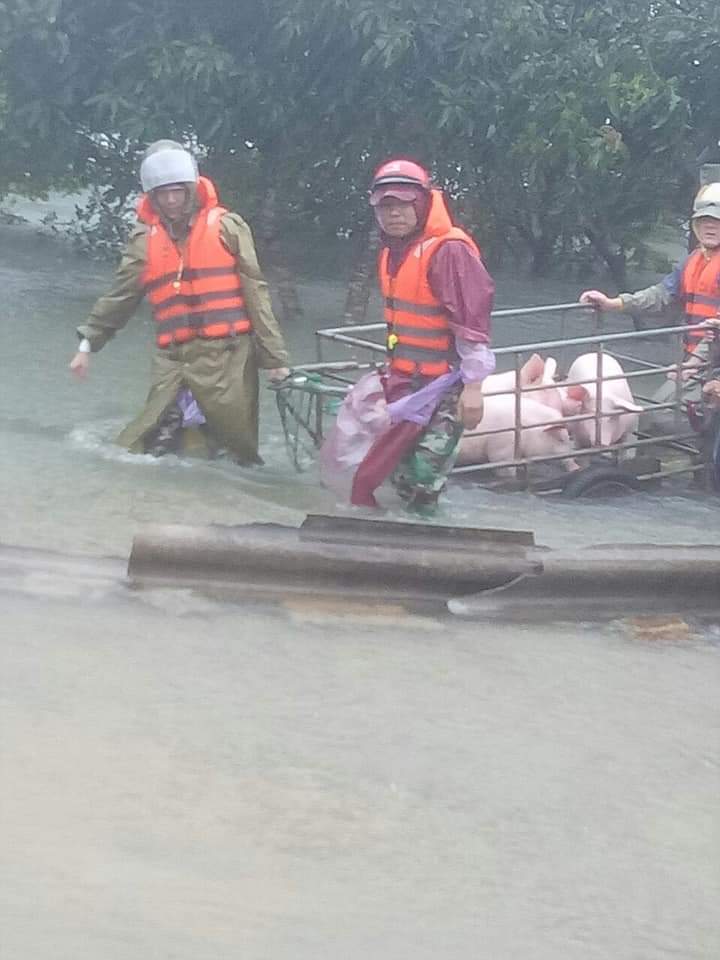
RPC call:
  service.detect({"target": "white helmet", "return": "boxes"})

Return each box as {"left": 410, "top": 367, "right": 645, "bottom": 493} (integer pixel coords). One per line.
{"left": 692, "top": 182, "right": 720, "bottom": 221}
{"left": 139, "top": 140, "right": 198, "bottom": 193}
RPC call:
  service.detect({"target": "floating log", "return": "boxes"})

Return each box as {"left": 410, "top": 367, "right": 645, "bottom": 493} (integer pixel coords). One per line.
{"left": 127, "top": 515, "right": 540, "bottom": 604}
{"left": 448, "top": 544, "right": 720, "bottom": 618}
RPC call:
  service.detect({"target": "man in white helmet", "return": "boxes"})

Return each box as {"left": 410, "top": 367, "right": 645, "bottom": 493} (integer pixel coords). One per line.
{"left": 69, "top": 140, "right": 289, "bottom": 462}
{"left": 579, "top": 182, "right": 720, "bottom": 411}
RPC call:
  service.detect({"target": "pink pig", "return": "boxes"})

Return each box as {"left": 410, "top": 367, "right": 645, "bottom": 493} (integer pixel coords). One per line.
{"left": 564, "top": 352, "right": 643, "bottom": 448}
{"left": 482, "top": 353, "right": 578, "bottom": 416}
{"left": 528, "top": 356, "right": 571, "bottom": 414}
{"left": 482, "top": 354, "right": 570, "bottom": 413}
{"left": 480, "top": 353, "right": 546, "bottom": 398}
{"left": 457, "top": 394, "right": 578, "bottom": 472}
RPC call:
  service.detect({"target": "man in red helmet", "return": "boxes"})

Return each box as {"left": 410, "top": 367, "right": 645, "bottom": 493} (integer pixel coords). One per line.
{"left": 323, "top": 158, "right": 495, "bottom": 512}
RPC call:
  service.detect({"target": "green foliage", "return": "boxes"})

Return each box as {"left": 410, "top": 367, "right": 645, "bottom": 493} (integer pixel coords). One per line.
{"left": 0, "top": 0, "right": 715, "bottom": 277}
{"left": 39, "top": 185, "right": 133, "bottom": 258}
{"left": 645, "top": 0, "right": 720, "bottom": 157}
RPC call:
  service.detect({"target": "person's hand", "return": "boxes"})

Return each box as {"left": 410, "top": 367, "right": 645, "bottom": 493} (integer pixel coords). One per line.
{"left": 458, "top": 381, "right": 484, "bottom": 430}
{"left": 667, "top": 355, "right": 703, "bottom": 382}
{"left": 579, "top": 290, "right": 622, "bottom": 311}
{"left": 69, "top": 351, "right": 90, "bottom": 379}
{"left": 266, "top": 367, "right": 290, "bottom": 382}
{"left": 703, "top": 379, "right": 720, "bottom": 406}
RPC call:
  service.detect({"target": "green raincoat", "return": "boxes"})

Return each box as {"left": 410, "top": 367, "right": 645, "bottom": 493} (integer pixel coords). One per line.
{"left": 77, "top": 212, "right": 289, "bottom": 462}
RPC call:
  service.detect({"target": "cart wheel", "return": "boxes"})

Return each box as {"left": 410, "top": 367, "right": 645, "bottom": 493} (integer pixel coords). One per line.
{"left": 560, "top": 465, "right": 647, "bottom": 499}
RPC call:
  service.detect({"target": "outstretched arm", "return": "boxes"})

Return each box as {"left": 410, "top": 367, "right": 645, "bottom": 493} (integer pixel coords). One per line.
{"left": 70, "top": 227, "right": 147, "bottom": 377}
{"left": 580, "top": 262, "right": 684, "bottom": 315}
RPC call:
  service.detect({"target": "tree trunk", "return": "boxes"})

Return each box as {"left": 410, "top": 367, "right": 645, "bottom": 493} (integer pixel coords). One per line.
{"left": 529, "top": 245, "right": 552, "bottom": 277}
{"left": 515, "top": 217, "right": 555, "bottom": 277}
{"left": 343, "top": 225, "right": 380, "bottom": 325}
{"left": 256, "top": 187, "right": 303, "bottom": 323}
{"left": 586, "top": 226, "right": 628, "bottom": 290}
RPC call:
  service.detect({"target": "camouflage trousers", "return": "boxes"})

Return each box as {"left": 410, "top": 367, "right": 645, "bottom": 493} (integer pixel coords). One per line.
{"left": 391, "top": 382, "right": 464, "bottom": 512}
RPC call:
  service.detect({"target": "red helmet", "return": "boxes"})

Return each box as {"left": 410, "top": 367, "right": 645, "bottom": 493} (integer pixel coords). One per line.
{"left": 371, "top": 158, "right": 431, "bottom": 191}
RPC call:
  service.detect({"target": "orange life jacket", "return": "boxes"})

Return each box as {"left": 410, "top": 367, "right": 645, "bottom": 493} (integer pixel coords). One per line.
{"left": 378, "top": 190, "right": 480, "bottom": 377}
{"left": 680, "top": 247, "right": 720, "bottom": 351}
{"left": 139, "top": 177, "right": 251, "bottom": 349}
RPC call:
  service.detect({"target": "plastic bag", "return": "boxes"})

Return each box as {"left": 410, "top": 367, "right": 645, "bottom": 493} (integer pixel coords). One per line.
{"left": 319, "top": 371, "right": 391, "bottom": 499}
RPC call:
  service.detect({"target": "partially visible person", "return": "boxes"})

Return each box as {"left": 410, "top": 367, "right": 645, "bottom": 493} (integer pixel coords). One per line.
{"left": 696, "top": 329, "right": 720, "bottom": 491}
{"left": 320, "top": 158, "right": 495, "bottom": 513}
{"left": 69, "top": 140, "right": 289, "bottom": 462}
{"left": 579, "top": 183, "right": 720, "bottom": 410}
{"left": 703, "top": 379, "right": 720, "bottom": 406}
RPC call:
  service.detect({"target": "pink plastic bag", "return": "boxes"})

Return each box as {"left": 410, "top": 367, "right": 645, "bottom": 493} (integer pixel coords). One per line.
{"left": 319, "top": 371, "right": 391, "bottom": 499}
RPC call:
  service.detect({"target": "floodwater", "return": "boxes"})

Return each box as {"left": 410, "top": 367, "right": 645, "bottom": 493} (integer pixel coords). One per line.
{"left": 1, "top": 212, "right": 719, "bottom": 958}
{"left": 1, "top": 217, "right": 718, "bottom": 556}
{"left": 3, "top": 588, "right": 719, "bottom": 959}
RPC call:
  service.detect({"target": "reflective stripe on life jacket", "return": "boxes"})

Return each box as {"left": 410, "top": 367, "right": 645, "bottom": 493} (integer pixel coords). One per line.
{"left": 139, "top": 177, "right": 251, "bottom": 348}
{"left": 378, "top": 189, "right": 480, "bottom": 377}
{"left": 681, "top": 247, "right": 720, "bottom": 352}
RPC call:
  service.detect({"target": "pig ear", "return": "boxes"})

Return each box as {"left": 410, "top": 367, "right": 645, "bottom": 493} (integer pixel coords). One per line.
{"left": 542, "top": 357, "right": 557, "bottom": 384}
{"left": 611, "top": 397, "right": 643, "bottom": 413}
{"left": 521, "top": 353, "right": 545, "bottom": 385}
{"left": 543, "top": 423, "right": 566, "bottom": 433}
{"left": 566, "top": 384, "right": 588, "bottom": 402}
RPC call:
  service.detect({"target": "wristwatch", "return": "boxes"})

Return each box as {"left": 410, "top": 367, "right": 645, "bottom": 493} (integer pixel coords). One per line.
{"left": 78, "top": 338, "right": 92, "bottom": 353}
